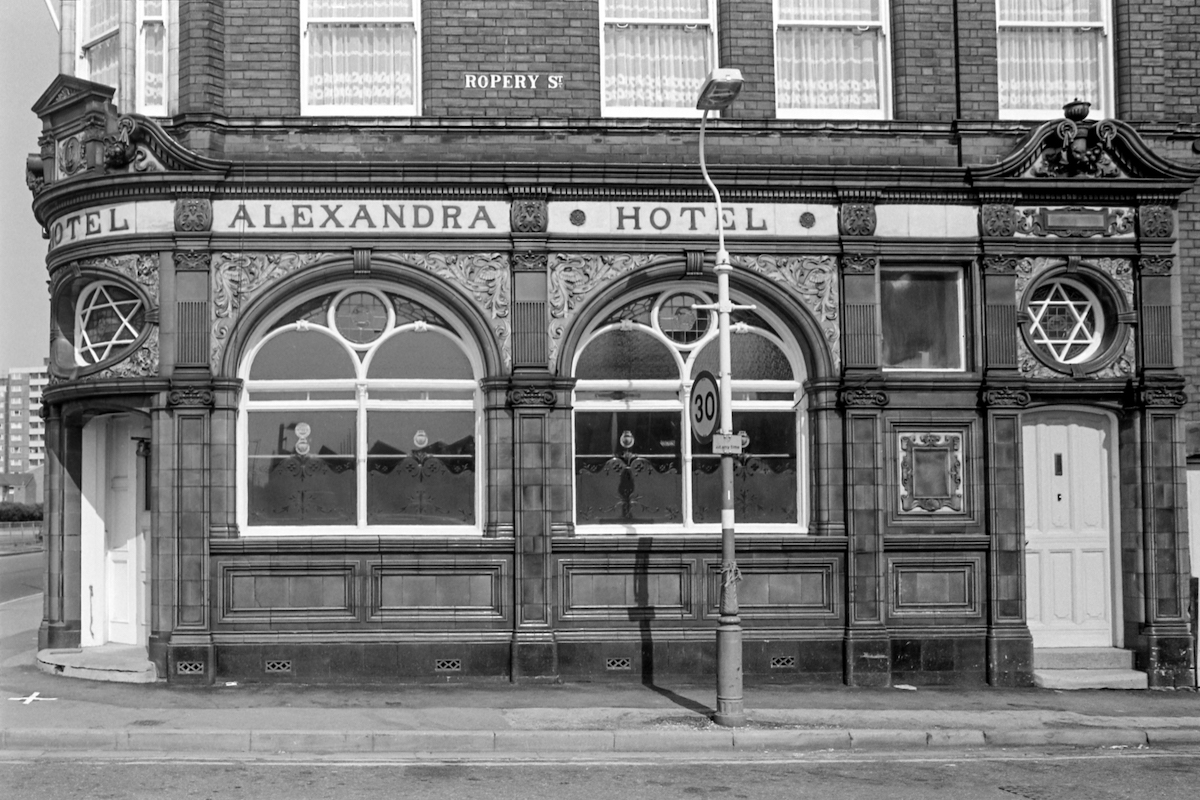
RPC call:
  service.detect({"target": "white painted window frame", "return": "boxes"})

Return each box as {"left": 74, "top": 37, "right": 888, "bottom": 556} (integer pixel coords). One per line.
{"left": 299, "top": 0, "right": 422, "bottom": 117}
{"left": 571, "top": 287, "right": 808, "bottom": 536}
{"left": 879, "top": 265, "right": 968, "bottom": 373}
{"left": 237, "top": 286, "right": 483, "bottom": 537}
{"left": 996, "top": 0, "right": 1114, "bottom": 120}
{"left": 75, "top": 1, "right": 172, "bottom": 115}
{"left": 773, "top": 0, "right": 892, "bottom": 120}
{"left": 599, "top": 0, "right": 718, "bottom": 119}
{"left": 135, "top": 0, "right": 169, "bottom": 117}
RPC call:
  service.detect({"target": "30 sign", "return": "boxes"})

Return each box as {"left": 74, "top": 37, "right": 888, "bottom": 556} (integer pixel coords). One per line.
{"left": 691, "top": 371, "right": 720, "bottom": 444}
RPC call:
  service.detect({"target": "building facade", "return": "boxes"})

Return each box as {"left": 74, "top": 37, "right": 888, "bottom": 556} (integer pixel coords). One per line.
{"left": 27, "top": 0, "right": 1200, "bottom": 687}
{"left": 2, "top": 365, "right": 49, "bottom": 474}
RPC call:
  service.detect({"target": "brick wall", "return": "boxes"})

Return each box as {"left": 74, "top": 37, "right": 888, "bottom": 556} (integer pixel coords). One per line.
{"left": 892, "top": 0, "right": 957, "bottom": 121}
{"left": 1115, "top": 0, "right": 1166, "bottom": 119}
{"left": 1162, "top": 0, "right": 1200, "bottom": 119}
{"left": 1178, "top": 187, "right": 1200, "bottom": 455}
{"left": 224, "top": 0, "right": 300, "bottom": 118}
{"left": 717, "top": 0, "right": 774, "bottom": 120}
{"left": 423, "top": 0, "right": 599, "bottom": 117}
{"left": 954, "top": 0, "right": 999, "bottom": 119}
{"left": 179, "top": 0, "right": 225, "bottom": 115}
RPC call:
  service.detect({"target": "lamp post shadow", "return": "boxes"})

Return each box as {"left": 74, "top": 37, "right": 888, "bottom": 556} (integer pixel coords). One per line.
{"left": 631, "top": 536, "right": 716, "bottom": 718}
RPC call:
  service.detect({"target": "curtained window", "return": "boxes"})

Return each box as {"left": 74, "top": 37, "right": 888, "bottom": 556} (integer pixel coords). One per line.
{"left": 880, "top": 267, "right": 966, "bottom": 371}
{"left": 601, "top": 0, "right": 716, "bottom": 117}
{"left": 572, "top": 286, "right": 807, "bottom": 534}
{"left": 302, "top": 0, "right": 420, "bottom": 116}
{"left": 76, "top": 1, "right": 172, "bottom": 115}
{"left": 775, "top": 0, "right": 890, "bottom": 119}
{"left": 240, "top": 287, "right": 482, "bottom": 535}
{"left": 997, "top": 0, "right": 1111, "bottom": 119}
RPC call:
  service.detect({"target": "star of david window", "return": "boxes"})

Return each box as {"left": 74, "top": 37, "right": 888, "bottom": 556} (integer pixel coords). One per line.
{"left": 1024, "top": 277, "right": 1105, "bottom": 365}
{"left": 75, "top": 281, "right": 147, "bottom": 366}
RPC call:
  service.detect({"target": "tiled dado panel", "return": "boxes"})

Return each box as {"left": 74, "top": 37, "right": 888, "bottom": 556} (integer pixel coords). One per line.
{"left": 217, "top": 558, "right": 510, "bottom": 625}
{"left": 556, "top": 556, "right": 843, "bottom": 624}
{"left": 370, "top": 562, "right": 506, "bottom": 622}
{"left": 702, "top": 558, "right": 840, "bottom": 621}
{"left": 219, "top": 563, "right": 356, "bottom": 623}
{"left": 885, "top": 554, "right": 984, "bottom": 623}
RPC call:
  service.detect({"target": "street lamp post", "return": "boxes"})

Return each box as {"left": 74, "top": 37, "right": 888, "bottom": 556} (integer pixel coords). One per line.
{"left": 695, "top": 68, "right": 748, "bottom": 728}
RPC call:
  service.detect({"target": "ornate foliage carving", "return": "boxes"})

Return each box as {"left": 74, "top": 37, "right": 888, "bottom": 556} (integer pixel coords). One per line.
{"left": 839, "top": 203, "right": 876, "bottom": 236}
{"left": 58, "top": 134, "right": 86, "bottom": 178}
{"left": 1029, "top": 119, "right": 1123, "bottom": 178}
{"left": 1141, "top": 386, "right": 1187, "bottom": 408}
{"left": 1140, "top": 255, "right": 1174, "bottom": 275}
{"left": 512, "top": 251, "right": 547, "bottom": 272}
{"left": 169, "top": 386, "right": 214, "bottom": 407}
{"left": 982, "top": 387, "right": 1030, "bottom": 407}
{"left": 841, "top": 254, "right": 877, "bottom": 273}
{"left": 840, "top": 388, "right": 888, "bottom": 407}
{"left": 511, "top": 200, "right": 548, "bottom": 233}
{"left": 982, "top": 256, "right": 1021, "bottom": 274}
{"left": 397, "top": 252, "right": 511, "bottom": 368}
{"left": 88, "top": 327, "right": 159, "bottom": 380}
{"left": 507, "top": 386, "right": 557, "bottom": 407}
{"left": 25, "top": 156, "right": 44, "bottom": 195}
{"left": 982, "top": 204, "right": 1017, "bottom": 237}
{"left": 175, "top": 198, "right": 213, "bottom": 232}
{"left": 1016, "top": 207, "right": 1134, "bottom": 237}
{"left": 1139, "top": 206, "right": 1173, "bottom": 239}
{"left": 103, "top": 116, "right": 136, "bottom": 169}
{"left": 735, "top": 254, "right": 840, "bottom": 369}
{"left": 79, "top": 253, "right": 160, "bottom": 300}
{"left": 210, "top": 252, "right": 333, "bottom": 367}
{"left": 174, "top": 251, "right": 211, "bottom": 272}
{"left": 547, "top": 253, "right": 668, "bottom": 365}
{"left": 898, "top": 431, "right": 964, "bottom": 514}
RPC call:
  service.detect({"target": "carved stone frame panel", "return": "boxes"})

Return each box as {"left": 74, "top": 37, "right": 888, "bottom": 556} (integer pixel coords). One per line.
{"left": 887, "top": 421, "right": 977, "bottom": 527}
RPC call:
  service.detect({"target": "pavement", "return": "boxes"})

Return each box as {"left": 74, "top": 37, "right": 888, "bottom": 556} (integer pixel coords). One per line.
{"left": 3, "top": 592, "right": 1200, "bottom": 758}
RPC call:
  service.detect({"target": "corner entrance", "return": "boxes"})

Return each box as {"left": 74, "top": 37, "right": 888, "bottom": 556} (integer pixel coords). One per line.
{"left": 1022, "top": 409, "right": 1120, "bottom": 648}
{"left": 80, "top": 414, "right": 151, "bottom": 647}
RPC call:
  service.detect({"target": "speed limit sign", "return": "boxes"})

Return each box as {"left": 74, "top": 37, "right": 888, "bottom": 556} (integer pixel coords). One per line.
{"left": 691, "top": 371, "right": 720, "bottom": 444}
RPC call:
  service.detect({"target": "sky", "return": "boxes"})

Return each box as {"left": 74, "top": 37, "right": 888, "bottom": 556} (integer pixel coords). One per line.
{"left": 0, "top": 1, "right": 60, "bottom": 374}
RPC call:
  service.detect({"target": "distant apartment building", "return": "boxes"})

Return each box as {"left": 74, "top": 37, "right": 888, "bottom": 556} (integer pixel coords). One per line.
{"left": 3, "top": 364, "right": 49, "bottom": 474}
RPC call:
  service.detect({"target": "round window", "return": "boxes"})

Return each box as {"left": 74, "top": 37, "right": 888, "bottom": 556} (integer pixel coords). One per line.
{"left": 656, "top": 292, "right": 710, "bottom": 345}
{"left": 334, "top": 291, "right": 389, "bottom": 344}
{"left": 1021, "top": 272, "right": 1127, "bottom": 372}
{"left": 75, "top": 282, "right": 146, "bottom": 365}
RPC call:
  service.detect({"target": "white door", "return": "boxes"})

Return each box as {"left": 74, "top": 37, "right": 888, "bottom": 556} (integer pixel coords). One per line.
{"left": 1022, "top": 410, "right": 1118, "bottom": 648}
{"left": 81, "top": 415, "right": 150, "bottom": 647}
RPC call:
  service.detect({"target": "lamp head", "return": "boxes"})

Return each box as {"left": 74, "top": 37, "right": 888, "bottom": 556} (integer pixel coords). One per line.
{"left": 696, "top": 68, "right": 744, "bottom": 111}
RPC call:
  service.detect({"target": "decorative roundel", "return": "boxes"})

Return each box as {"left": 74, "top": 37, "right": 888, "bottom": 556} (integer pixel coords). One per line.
{"left": 75, "top": 281, "right": 146, "bottom": 366}
{"left": 656, "top": 292, "right": 710, "bottom": 345}
{"left": 334, "top": 290, "right": 389, "bottom": 344}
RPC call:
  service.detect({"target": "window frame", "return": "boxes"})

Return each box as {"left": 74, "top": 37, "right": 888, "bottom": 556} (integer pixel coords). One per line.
{"left": 599, "top": 0, "right": 718, "bottom": 119}
{"left": 299, "top": 0, "right": 422, "bottom": 118}
{"left": 996, "top": 0, "right": 1114, "bottom": 120}
{"left": 879, "top": 265, "right": 968, "bottom": 373}
{"left": 135, "top": 0, "right": 169, "bottom": 117}
{"left": 75, "top": 1, "right": 172, "bottom": 115}
{"left": 571, "top": 285, "right": 808, "bottom": 536}
{"left": 773, "top": 0, "right": 892, "bottom": 120}
{"left": 237, "top": 285, "right": 484, "bottom": 538}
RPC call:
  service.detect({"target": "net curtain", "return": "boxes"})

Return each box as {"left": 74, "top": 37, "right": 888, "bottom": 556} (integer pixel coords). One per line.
{"left": 998, "top": 0, "right": 1105, "bottom": 111}
{"left": 604, "top": 0, "right": 713, "bottom": 110}
{"left": 307, "top": 0, "right": 416, "bottom": 108}
{"left": 775, "top": 0, "right": 882, "bottom": 111}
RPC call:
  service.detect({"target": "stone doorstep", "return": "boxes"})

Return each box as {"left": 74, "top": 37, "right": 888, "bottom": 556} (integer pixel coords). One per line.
{"left": 1032, "top": 668, "right": 1149, "bottom": 691}
{"left": 36, "top": 646, "right": 158, "bottom": 684}
{"left": 1033, "top": 647, "right": 1135, "bottom": 671}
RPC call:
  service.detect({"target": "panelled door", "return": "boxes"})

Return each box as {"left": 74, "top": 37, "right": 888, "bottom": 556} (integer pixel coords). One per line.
{"left": 1022, "top": 409, "right": 1118, "bottom": 648}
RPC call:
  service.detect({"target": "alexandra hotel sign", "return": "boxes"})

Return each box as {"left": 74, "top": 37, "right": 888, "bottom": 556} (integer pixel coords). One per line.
{"left": 47, "top": 199, "right": 845, "bottom": 250}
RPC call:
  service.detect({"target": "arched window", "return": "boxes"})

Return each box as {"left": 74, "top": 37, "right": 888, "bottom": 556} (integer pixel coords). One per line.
{"left": 239, "top": 286, "right": 482, "bottom": 535}
{"left": 572, "top": 286, "right": 807, "bottom": 534}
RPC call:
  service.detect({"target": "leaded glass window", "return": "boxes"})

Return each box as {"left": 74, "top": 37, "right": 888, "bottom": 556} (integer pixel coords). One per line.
{"left": 572, "top": 286, "right": 806, "bottom": 534}
{"left": 1025, "top": 277, "right": 1105, "bottom": 365}
{"left": 240, "top": 286, "right": 480, "bottom": 534}
{"left": 75, "top": 281, "right": 146, "bottom": 366}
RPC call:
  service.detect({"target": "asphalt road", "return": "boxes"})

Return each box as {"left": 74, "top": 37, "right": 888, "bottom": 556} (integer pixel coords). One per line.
{"left": 0, "top": 551, "right": 42, "bottom": 604}
{"left": 2, "top": 750, "right": 1199, "bottom": 799}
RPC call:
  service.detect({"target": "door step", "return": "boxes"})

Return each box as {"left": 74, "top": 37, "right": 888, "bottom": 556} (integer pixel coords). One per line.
{"left": 1033, "top": 648, "right": 1147, "bottom": 690}
{"left": 37, "top": 645, "right": 158, "bottom": 683}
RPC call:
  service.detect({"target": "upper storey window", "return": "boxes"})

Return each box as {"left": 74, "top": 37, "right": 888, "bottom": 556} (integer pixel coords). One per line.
{"left": 601, "top": 0, "right": 716, "bottom": 117}
{"left": 774, "top": 0, "right": 891, "bottom": 119}
{"left": 997, "top": 0, "right": 1112, "bottom": 119}
{"left": 76, "top": 0, "right": 171, "bottom": 116}
{"left": 301, "top": 0, "right": 420, "bottom": 116}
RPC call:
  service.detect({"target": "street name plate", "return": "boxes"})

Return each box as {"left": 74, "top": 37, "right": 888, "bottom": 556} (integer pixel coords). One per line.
{"left": 712, "top": 433, "right": 743, "bottom": 455}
